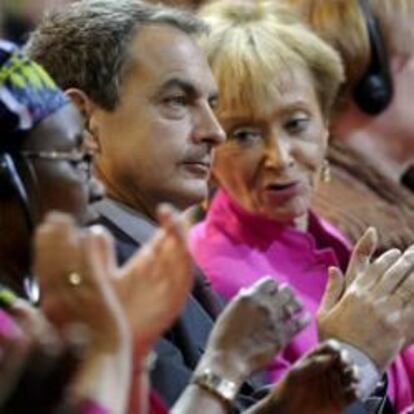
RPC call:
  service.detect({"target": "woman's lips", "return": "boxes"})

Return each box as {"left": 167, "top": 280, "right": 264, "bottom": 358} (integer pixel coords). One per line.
{"left": 263, "top": 181, "right": 302, "bottom": 202}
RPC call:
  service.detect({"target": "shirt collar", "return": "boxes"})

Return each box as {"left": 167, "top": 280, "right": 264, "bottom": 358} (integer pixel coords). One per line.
{"left": 207, "top": 188, "right": 351, "bottom": 270}
{"left": 92, "top": 197, "right": 157, "bottom": 245}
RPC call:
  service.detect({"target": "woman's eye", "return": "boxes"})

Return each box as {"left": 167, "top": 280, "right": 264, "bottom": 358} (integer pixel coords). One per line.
{"left": 285, "top": 116, "right": 310, "bottom": 134}
{"left": 231, "top": 128, "right": 261, "bottom": 143}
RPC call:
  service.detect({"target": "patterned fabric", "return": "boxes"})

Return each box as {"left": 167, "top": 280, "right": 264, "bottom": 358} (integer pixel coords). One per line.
{"left": 0, "top": 39, "right": 69, "bottom": 143}
{"left": 0, "top": 283, "right": 18, "bottom": 309}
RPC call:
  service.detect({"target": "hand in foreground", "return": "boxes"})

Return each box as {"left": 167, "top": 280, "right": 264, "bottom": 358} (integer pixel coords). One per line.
{"left": 0, "top": 309, "right": 30, "bottom": 406}
{"left": 105, "top": 204, "right": 193, "bottom": 355}
{"left": 318, "top": 227, "right": 414, "bottom": 371}
{"left": 0, "top": 300, "right": 83, "bottom": 411}
{"left": 247, "top": 340, "right": 359, "bottom": 414}
{"left": 34, "top": 212, "right": 131, "bottom": 413}
{"left": 34, "top": 212, "right": 128, "bottom": 353}
{"left": 196, "top": 277, "right": 310, "bottom": 388}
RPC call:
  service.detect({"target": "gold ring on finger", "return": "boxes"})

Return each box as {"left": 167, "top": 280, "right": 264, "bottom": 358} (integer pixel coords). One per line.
{"left": 67, "top": 272, "right": 83, "bottom": 287}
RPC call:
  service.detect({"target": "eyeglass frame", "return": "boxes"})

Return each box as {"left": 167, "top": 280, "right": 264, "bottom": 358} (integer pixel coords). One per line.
{"left": 20, "top": 150, "right": 94, "bottom": 180}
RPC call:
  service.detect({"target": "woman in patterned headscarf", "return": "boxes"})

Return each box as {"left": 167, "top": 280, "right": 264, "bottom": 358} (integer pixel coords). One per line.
{"left": 0, "top": 40, "right": 132, "bottom": 414}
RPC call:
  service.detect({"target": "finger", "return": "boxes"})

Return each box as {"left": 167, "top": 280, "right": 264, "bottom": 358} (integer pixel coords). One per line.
{"left": 340, "top": 365, "right": 360, "bottom": 389}
{"left": 80, "top": 232, "right": 117, "bottom": 300}
{"left": 121, "top": 240, "right": 156, "bottom": 281}
{"left": 89, "top": 225, "right": 117, "bottom": 276}
{"left": 35, "top": 212, "right": 76, "bottom": 252}
{"left": 276, "top": 285, "right": 303, "bottom": 319}
{"left": 374, "top": 248, "right": 414, "bottom": 295}
{"left": 157, "top": 203, "right": 177, "bottom": 232}
{"left": 159, "top": 204, "right": 188, "bottom": 247}
{"left": 283, "top": 312, "right": 311, "bottom": 343}
{"left": 172, "top": 215, "right": 189, "bottom": 246}
{"left": 393, "top": 272, "right": 414, "bottom": 308}
{"left": 288, "top": 353, "right": 335, "bottom": 381}
{"left": 342, "top": 385, "right": 361, "bottom": 404}
{"left": 345, "top": 227, "right": 378, "bottom": 288}
{"left": 318, "top": 267, "right": 344, "bottom": 314}
{"left": 34, "top": 221, "right": 82, "bottom": 293}
{"left": 359, "top": 248, "right": 401, "bottom": 289}
{"left": 161, "top": 217, "right": 189, "bottom": 261}
{"left": 249, "top": 276, "right": 279, "bottom": 296}
{"left": 11, "top": 300, "right": 61, "bottom": 350}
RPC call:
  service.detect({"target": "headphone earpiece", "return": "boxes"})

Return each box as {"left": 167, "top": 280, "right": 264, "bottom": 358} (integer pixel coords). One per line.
{"left": 353, "top": 0, "right": 393, "bottom": 115}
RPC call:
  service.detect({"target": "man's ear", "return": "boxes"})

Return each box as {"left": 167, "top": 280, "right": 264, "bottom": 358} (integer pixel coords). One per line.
{"left": 66, "top": 88, "right": 93, "bottom": 121}
{"left": 65, "top": 88, "right": 101, "bottom": 153}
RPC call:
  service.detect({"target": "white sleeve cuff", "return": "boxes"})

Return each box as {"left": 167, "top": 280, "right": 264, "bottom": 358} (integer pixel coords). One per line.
{"left": 337, "top": 340, "right": 382, "bottom": 401}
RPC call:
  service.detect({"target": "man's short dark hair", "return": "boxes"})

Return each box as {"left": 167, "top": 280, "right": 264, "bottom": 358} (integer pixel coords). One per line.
{"left": 26, "top": 0, "right": 208, "bottom": 111}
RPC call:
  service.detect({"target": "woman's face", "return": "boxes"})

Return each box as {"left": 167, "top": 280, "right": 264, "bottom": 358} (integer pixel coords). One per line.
{"left": 21, "top": 104, "right": 104, "bottom": 224}
{"left": 213, "top": 66, "right": 329, "bottom": 223}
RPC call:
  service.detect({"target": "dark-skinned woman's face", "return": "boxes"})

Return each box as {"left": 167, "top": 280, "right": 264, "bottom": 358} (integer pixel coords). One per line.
{"left": 20, "top": 104, "right": 104, "bottom": 224}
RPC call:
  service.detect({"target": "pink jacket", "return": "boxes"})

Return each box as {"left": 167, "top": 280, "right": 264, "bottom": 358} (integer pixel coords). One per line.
{"left": 190, "top": 189, "right": 414, "bottom": 413}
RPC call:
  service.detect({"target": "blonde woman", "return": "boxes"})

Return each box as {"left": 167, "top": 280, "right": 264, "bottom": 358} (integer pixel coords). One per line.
{"left": 191, "top": 2, "right": 414, "bottom": 412}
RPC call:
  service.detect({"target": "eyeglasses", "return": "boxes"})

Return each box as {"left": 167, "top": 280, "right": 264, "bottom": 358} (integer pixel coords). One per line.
{"left": 20, "top": 150, "right": 94, "bottom": 180}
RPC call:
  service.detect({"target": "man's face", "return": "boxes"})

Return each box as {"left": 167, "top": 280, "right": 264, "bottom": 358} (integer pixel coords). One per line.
{"left": 92, "top": 24, "right": 225, "bottom": 218}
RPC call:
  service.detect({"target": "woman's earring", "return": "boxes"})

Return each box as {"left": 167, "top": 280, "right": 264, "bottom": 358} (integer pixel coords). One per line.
{"left": 321, "top": 159, "right": 331, "bottom": 183}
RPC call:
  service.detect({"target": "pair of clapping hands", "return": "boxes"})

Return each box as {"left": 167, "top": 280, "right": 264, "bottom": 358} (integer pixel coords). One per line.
{"left": 33, "top": 207, "right": 363, "bottom": 414}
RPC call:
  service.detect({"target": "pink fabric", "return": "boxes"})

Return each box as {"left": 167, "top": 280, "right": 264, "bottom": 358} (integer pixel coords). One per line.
{"left": 150, "top": 391, "right": 168, "bottom": 414}
{"left": 190, "top": 188, "right": 414, "bottom": 413}
{"left": 77, "top": 400, "right": 108, "bottom": 414}
{"left": 0, "top": 309, "right": 22, "bottom": 339}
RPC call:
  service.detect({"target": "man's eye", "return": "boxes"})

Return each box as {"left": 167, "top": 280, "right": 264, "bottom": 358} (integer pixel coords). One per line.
{"left": 231, "top": 128, "right": 262, "bottom": 143}
{"left": 163, "top": 95, "right": 187, "bottom": 108}
{"left": 209, "top": 97, "right": 219, "bottom": 110}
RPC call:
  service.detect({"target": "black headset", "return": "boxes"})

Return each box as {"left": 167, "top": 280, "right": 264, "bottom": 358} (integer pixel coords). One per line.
{"left": 353, "top": 0, "right": 393, "bottom": 115}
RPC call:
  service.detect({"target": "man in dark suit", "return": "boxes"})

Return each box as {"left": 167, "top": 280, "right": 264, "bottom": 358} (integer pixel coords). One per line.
{"left": 25, "top": 1, "right": 268, "bottom": 410}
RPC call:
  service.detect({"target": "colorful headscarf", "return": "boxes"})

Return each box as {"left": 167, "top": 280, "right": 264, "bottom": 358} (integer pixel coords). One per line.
{"left": 0, "top": 39, "right": 69, "bottom": 144}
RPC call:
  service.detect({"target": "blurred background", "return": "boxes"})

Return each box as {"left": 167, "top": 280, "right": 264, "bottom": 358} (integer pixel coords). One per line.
{"left": 0, "top": 0, "right": 74, "bottom": 43}
{"left": 0, "top": 0, "right": 205, "bottom": 43}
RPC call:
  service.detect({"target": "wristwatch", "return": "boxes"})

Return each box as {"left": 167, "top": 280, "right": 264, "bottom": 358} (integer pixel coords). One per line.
{"left": 191, "top": 368, "right": 239, "bottom": 408}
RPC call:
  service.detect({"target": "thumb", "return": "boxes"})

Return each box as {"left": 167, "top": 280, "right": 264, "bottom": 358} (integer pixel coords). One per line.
{"left": 319, "top": 267, "right": 344, "bottom": 313}
{"left": 345, "top": 227, "right": 378, "bottom": 288}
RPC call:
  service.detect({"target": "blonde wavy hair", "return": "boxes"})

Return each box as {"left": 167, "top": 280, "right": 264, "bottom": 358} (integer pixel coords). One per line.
{"left": 198, "top": 0, "right": 344, "bottom": 121}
